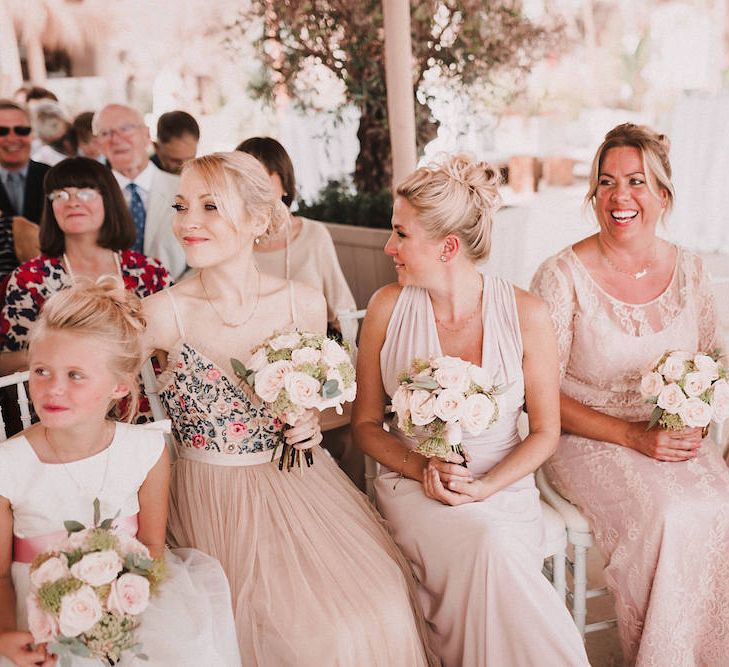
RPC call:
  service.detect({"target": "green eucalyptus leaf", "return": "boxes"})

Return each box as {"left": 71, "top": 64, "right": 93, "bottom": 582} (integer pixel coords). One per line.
{"left": 93, "top": 498, "right": 101, "bottom": 527}
{"left": 647, "top": 405, "right": 664, "bottom": 430}
{"left": 99, "top": 518, "right": 114, "bottom": 530}
{"left": 322, "top": 379, "right": 341, "bottom": 399}
{"left": 230, "top": 358, "right": 248, "bottom": 380}
{"left": 64, "top": 520, "right": 86, "bottom": 534}
{"left": 410, "top": 378, "right": 439, "bottom": 391}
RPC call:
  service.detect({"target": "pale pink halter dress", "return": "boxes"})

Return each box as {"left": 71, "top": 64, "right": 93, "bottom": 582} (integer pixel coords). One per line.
{"left": 532, "top": 246, "right": 729, "bottom": 666}
{"left": 158, "top": 289, "right": 436, "bottom": 666}
{"left": 376, "top": 276, "right": 589, "bottom": 666}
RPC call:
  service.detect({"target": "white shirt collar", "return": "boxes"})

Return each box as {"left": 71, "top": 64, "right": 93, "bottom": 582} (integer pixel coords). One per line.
{"left": 113, "top": 160, "right": 156, "bottom": 194}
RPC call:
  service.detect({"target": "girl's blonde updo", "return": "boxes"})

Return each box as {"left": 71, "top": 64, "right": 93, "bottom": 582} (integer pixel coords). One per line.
{"left": 181, "top": 151, "right": 289, "bottom": 241}
{"left": 396, "top": 154, "right": 502, "bottom": 262}
{"left": 29, "top": 276, "right": 146, "bottom": 419}
{"left": 586, "top": 123, "right": 674, "bottom": 216}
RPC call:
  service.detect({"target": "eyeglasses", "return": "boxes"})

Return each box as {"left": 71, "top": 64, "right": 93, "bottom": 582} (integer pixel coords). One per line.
{"left": 0, "top": 126, "right": 31, "bottom": 137}
{"left": 48, "top": 189, "right": 100, "bottom": 203}
{"left": 95, "top": 124, "right": 142, "bottom": 140}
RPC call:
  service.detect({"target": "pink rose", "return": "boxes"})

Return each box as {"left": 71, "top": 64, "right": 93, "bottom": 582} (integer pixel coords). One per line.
{"left": 191, "top": 434, "right": 206, "bottom": 449}
{"left": 320, "top": 339, "right": 350, "bottom": 366}
{"left": 254, "top": 360, "right": 294, "bottom": 403}
{"left": 291, "top": 346, "right": 321, "bottom": 366}
{"left": 409, "top": 389, "right": 436, "bottom": 426}
{"left": 657, "top": 383, "right": 686, "bottom": 414}
{"left": 640, "top": 371, "right": 664, "bottom": 399}
{"left": 226, "top": 422, "right": 248, "bottom": 440}
{"left": 711, "top": 379, "right": 729, "bottom": 422}
{"left": 269, "top": 332, "right": 301, "bottom": 350}
{"left": 70, "top": 550, "right": 123, "bottom": 587}
{"left": 392, "top": 386, "right": 411, "bottom": 426}
{"left": 445, "top": 421, "right": 463, "bottom": 446}
{"left": 694, "top": 354, "right": 720, "bottom": 381}
{"left": 434, "top": 389, "right": 465, "bottom": 423}
{"left": 434, "top": 361, "right": 470, "bottom": 393}
{"left": 678, "top": 397, "right": 713, "bottom": 428}
{"left": 683, "top": 371, "right": 712, "bottom": 398}
{"left": 107, "top": 573, "right": 150, "bottom": 616}
{"left": 30, "top": 555, "right": 69, "bottom": 588}
{"left": 659, "top": 354, "right": 688, "bottom": 382}
{"left": 284, "top": 372, "right": 321, "bottom": 409}
{"left": 462, "top": 393, "right": 496, "bottom": 435}
{"left": 206, "top": 368, "right": 221, "bottom": 382}
{"left": 247, "top": 348, "right": 268, "bottom": 372}
{"left": 26, "top": 593, "right": 59, "bottom": 644}
{"left": 59, "top": 585, "right": 102, "bottom": 637}
{"left": 115, "top": 532, "right": 150, "bottom": 559}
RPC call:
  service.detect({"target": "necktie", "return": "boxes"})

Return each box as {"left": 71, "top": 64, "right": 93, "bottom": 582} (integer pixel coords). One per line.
{"left": 5, "top": 171, "right": 24, "bottom": 215}
{"left": 126, "top": 183, "right": 146, "bottom": 253}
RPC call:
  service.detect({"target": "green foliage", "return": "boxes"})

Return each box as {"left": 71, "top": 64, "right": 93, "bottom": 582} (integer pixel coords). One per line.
{"left": 296, "top": 180, "right": 393, "bottom": 229}
{"left": 38, "top": 577, "right": 83, "bottom": 614}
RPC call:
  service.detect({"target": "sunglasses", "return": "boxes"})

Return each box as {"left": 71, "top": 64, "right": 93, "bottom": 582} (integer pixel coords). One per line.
{"left": 48, "top": 188, "right": 100, "bottom": 203}
{"left": 0, "top": 126, "right": 31, "bottom": 137}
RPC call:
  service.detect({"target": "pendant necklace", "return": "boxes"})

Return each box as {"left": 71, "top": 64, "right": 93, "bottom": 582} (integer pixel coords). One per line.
{"left": 597, "top": 237, "right": 657, "bottom": 280}
{"left": 199, "top": 268, "right": 261, "bottom": 328}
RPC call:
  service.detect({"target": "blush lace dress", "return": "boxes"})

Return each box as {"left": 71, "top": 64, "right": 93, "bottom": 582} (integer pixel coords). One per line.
{"left": 375, "top": 276, "right": 589, "bottom": 667}
{"left": 157, "top": 290, "right": 435, "bottom": 666}
{"left": 531, "top": 246, "right": 729, "bottom": 666}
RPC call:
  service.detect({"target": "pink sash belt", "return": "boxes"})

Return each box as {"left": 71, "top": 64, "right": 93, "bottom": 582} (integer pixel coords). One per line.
{"left": 13, "top": 514, "right": 139, "bottom": 564}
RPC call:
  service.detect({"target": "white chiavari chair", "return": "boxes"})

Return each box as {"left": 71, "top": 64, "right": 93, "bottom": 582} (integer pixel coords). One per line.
{"left": 141, "top": 359, "right": 176, "bottom": 459}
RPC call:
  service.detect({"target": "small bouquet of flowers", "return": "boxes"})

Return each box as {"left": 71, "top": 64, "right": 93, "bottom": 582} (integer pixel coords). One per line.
{"left": 232, "top": 330, "right": 356, "bottom": 472}
{"left": 26, "top": 499, "right": 166, "bottom": 666}
{"left": 640, "top": 350, "right": 729, "bottom": 430}
{"left": 392, "top": 356, "right": 502, "bottom": 464}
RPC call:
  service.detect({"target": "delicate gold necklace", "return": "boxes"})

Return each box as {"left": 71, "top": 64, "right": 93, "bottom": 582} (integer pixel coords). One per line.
{"left": 62, "top": 251, "right": 122, "bottom": 283}
{"left": 597, "top": 237, "right": 657, "bottom": 280}
{"left": 435, "top": 298, "right": 482, "bottom": 332}
{"left": 199, "top": 269, "right": 261, "bottom": 328}
{"left": 45, "top": 424, "right": 114, "bottom": 498}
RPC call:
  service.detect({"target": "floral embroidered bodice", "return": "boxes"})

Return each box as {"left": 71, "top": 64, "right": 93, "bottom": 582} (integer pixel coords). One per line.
{"left": 158, "top": 343, "right": 283, "bottom": 457}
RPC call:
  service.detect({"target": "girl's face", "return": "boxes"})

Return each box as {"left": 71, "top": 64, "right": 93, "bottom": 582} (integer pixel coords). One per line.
{"left": 29, "top": 330, "right": 129, "bottom": 431}
{"left": 172, "top": 170, "right": 251, "bottom": 268}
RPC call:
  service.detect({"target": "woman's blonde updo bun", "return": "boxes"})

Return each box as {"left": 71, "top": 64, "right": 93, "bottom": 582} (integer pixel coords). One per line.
{"left": 29, "top": 276, "right": 146, "bottom": 419}
{"left": 181, "top": 151, "right": 288, "bottom": 240}
{"left": 586, "top": 123, "right": 674, "bottom": 216}
{"left": 396, "top": 154, "right": 502, "bottom": 262}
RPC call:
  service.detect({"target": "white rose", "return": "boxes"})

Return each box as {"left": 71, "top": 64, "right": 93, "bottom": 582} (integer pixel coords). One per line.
{"left": 445, "top": 421, "right": 463, "bottom": 447}
{"left": 26, "top": 593, "right": 59, "bottom": 644}
{"left": 343, "top": 382, "right": 357, "bottom": 403}
{"left": 659, "top": 354, "right": 688, "bottom": 382}
{"left": 678, "top": 397, "right": 713, "bottom": 428}
{"left": 284, "top": 371, "right": 321, "bottom": 409}
{"left": 66, "top": 528, "right": 92, "bottom": 551}
{"left": 254, "top": 360, "right": 294, "bottom": 403}
{"left": 683, "top": 371, "right": 712, "bottom": 398}
{"left": 433, "top": 389, "right": 465, "bottom": 423}
{"left": 461, "top": 394, "right": 496, "bottom": 435}
{"left": 269, "top": 332, "right": 301, "bottom": 351}
{"left": 321, "top": 339, "right": 350, "bottom": 366}
{"left": 640, "top": 371, "right": 664, "bottom": 399}
{"left": 392, "top": 387, "right": 411, "bottom": 425}
{"left": 58, "top": 585, "right": 102, "bottom": 637}
{"left": 70, "top": 550, "right": 123, "bottom": 587}
{"left": 30, "top": 555, "right": 69, "bottom": 588}
{"left": 246, "top": 348, "right": 268, "bottom": 372}
{"left": 432, "top": 356, "right": 462, "bottom": 369}
{"left": 115, "top": 532, "right": 151, "bottom": 559}
{"left": 656, "top": 383, "right": 687, "bottom": 414}
{"left": 468, "top": 365, "right": 494, "bottom": 391}
{"left": 434, "top": 364, "right": 470, "bottom": 393}
{"left": 292, "top": 346, "right": 322, "bottom": 366}
{"left": 409, "top": 389, "right": 436, "bottom": 426}
{"left": 694, "top": 354, "right": 720, "bottom": 381}
{"left": 711, "top": 379, "right": 729, "bottom": 422}
{"left": 107, "top": 573, "right": 151, "bottom": 616}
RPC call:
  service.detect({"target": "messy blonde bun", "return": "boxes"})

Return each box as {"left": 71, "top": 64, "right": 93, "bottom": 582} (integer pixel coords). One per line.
{"left": 396, "top": 154, "right": 502, "bottom": 262}
{"left": 29, "top": 276, "right": 146, "bottom": 419}
{"left": 181, "top": 151, "right": 288, "bottom": 240}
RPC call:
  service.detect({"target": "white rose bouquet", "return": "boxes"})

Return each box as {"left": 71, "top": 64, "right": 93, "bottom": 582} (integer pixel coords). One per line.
{"left": 26, "top": 499, "right": 166, "bottom": 667}
{"left": 231, "top": 330, "right": 356, "bottom": 472}
{"left": 392, "top": 356, "right": 502, "bottom": 464}
{"left": 641, "top": 350, "right": 729, "bottom": 430}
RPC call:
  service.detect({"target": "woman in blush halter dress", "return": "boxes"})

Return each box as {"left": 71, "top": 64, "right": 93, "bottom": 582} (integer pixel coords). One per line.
{"left": 352, "top": 154, "right": 588, "bottom": 666}
{"left": 531, "top": 123, "right": 729, "bottom": 665}
{"left": 142, "top": 151, "right": 436, "bottom": 666}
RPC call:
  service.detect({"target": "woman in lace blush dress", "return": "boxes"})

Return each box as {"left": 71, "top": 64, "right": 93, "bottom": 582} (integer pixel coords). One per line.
{"left": 530, "top": 123, "right": 729, "bottom": 666}
{"left": 141, "top": 151, "right": 435, "bottom": 665}
{"left": 352, "top": 155, "right": 589, "bottom": 666}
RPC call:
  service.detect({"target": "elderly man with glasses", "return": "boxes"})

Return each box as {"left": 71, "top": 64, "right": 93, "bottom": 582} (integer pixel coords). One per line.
{"left": 0, "top": 99, "right": 51, "bottom": 276}
{"left": 93, "top": 103, "right": 186, "bottom": 278}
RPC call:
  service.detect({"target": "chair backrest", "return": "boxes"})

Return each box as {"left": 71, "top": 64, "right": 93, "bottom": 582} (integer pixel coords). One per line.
{"left": 141, "top": 358, "right": 176, "bottom": 460}
{"left": 337, "top": 308, "right": 367, "bottom": 361}
{"left": 0, "top": 371, "right": 32, "bottom": 442}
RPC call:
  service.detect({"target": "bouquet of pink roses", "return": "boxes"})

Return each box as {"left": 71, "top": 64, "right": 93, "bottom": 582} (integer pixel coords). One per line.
{"left": 26, "top": 500, "right": 166, "bottom": 666}
{"left": 392, "top": 356, "right": 501, "bottom": 464}
{"left": 232, "top": 330, "right": 356, "bottom": 472}
{"left": 641, "top": 350, "right": 729, "bottom": 430}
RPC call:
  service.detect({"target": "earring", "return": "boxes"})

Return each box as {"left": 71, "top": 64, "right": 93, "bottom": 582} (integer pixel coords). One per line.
{"left": 254, "top": 237, "right": 261, "bottom": 245}
{"left": 440, "top": 255, "right": 447, "bottom": 263}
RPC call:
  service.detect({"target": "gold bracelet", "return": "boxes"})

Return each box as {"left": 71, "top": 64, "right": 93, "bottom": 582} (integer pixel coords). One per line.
{"left": 393, "top": 449, "right": 412, "bottom": 490}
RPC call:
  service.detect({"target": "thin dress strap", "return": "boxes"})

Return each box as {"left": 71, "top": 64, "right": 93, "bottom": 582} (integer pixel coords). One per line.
{"left": 166, "top": 289, "right": 186, "bottom": 338}
{"left": 288, "top": 279, "right": 298, "bottom": 326}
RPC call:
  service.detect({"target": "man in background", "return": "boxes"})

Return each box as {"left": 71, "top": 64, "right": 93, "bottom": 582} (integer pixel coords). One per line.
{"left": 94, "top": 103, "right": 186, "bottom": 278}
{"left": 151, "top": 110, "right": 199, "bottom": 175}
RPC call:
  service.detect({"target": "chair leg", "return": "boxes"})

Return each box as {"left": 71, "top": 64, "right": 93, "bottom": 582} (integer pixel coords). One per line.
{"left": 552, "top": 550, "right": 566, "bottom": 603}
{"left": 572, "top": 544, "right": 588, "bottom": 636}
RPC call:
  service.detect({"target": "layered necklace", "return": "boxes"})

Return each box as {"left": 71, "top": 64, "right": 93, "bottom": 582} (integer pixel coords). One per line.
{"left": 597, "top": 237, "right": 657, "bottom": 280}
{"left": 199, "top": 268, "right": 261, "bottom": 328}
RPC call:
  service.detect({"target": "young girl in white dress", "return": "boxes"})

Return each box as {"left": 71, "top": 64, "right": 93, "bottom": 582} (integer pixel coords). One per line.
{"left": 0, "top": 278, "right": 240, "bottom": 666}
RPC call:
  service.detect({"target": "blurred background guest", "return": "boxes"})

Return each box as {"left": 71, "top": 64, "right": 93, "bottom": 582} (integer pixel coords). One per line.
{"left": 151, "top": 110, "right": 199, "bottom": 175}
{"left": 0, "top": 99, "right": 49, "bottom": 276}
{"left": 31, "top": 101, "right": 76, "bottom": 166}
{"left": 73, "top": 111, "right": 104, "bottom": 162}
{"left": 94, "top": 103, "right": 186, "bottom": 278}
{"left": 0, "top": 156, "right": 170, "bottom": 375}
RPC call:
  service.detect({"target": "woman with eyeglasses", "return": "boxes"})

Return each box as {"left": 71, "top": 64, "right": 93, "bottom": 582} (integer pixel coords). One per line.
{"left": 0, "top": 157, "right": 171, "bottom": 375}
